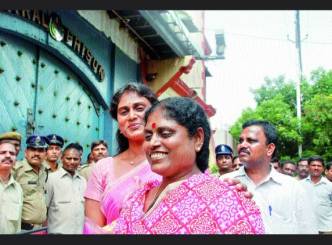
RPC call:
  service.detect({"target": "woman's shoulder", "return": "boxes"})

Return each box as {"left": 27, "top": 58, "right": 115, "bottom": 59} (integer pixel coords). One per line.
{"left": 183, "top": 173, "right": 253, "bottom": 205}
{"left": 93, "top": 157, "right": 114, "bottom": 169}
{"left": 90, "top": 157, "right": 115, "bottom": 177}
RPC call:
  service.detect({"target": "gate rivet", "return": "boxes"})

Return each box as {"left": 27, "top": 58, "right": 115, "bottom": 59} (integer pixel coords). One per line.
{"left": 0, "top": 68, "right": 4, "bottom": 74}
{"left": 17, "top": 51, "right": 22, "bottom": 56}
{"left": 87, "top": 124, "right": 90, "bottom": 128}
{"left": 41, "top": 63, "right": 45, "bottom": 68}
{"left": 11, "top": 127, "right": 17, "bottom": 131}
{"left": 15, "top": 76, "right": 21, "bottom": 81}
{"left": 76, "top": 121, "right": 80, "bottom": 126}
{"left": 53, "top": 91, "right": 57, "bottom": 97}
{"left": 31, "top": 83, "right": 35, "bottom": 88}
{"left": 77, "top": 101, "right": 81, "bottom": 106}
{"left": 67, "top": 76, "right": 71, "bottom": 80}
{"left": 95, "top": 128, "right": 99, "bottom": 132}
{"left": 54, "top": 70, "right": 59, "bottom": 74}
{"left": 65, "top": 96, "right": 70, "bottom": 101}
{"left": 0, "top": 41, "right": 6, "bottom": 47}
{"left": 52, "top": 114, "right": 57, "bottom": 118}
{"left": 65, "top": 117, "right": 69, "bottom": 122}
{"left": 38, "top": 109, "right": 43, "bottom": 114}
{"left": 32, "top": 59, "right": 36, "bottom": 65}
{"left": 13, "top": 101, "right": 19, "bottom": 106}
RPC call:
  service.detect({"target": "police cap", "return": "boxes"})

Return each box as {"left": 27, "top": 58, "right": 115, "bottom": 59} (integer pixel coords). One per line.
{"left": 215, "top": 144, "right": 233, "bottom": 156}
{"left": 0, "top": 131, "right": 22, "bottom": 142}
{"left": 45, "top": 134, "right": 64, "bottom": 148}
{"left": 26, "top": 135, "right": 48, "bottom": 149}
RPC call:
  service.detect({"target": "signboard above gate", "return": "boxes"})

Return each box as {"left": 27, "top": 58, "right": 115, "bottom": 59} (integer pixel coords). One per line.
{"left": 4, "top": 10, "right": 105, "bottom": 82}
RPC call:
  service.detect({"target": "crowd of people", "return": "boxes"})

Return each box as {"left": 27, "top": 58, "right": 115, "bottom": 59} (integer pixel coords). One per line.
{"left": 215, "top": 124, "right": 332, "bottom": 234}
{"left": 0, "top": 82, "right": 331, "bottom": 235}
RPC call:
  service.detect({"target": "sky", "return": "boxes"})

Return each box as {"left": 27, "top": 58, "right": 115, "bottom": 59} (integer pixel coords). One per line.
{"left": 204, "top": 11, "right": 332, "bottom": 130}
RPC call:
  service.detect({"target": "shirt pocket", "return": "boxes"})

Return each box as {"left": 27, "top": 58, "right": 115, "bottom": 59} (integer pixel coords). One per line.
{"left": 55, "top": 195, "right": 72, "bottom": 205}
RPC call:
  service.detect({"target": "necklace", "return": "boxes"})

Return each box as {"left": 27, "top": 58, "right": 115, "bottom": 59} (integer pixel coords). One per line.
{"left": 129, "top": 160, "right": 135, "bottom": 165}
{"left": 128, "top": 156, "right": 145, "bottom": 166}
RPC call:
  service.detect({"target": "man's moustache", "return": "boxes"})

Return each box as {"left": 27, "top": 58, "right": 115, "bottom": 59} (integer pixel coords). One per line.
{"left": 239, "top": 148, "right": 250, "bottom": 154}
{"left": 0, "top": 159, "right": 13, "bottom": 164}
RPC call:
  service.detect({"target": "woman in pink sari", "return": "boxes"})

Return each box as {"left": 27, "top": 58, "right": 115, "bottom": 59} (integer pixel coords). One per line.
{"left": 84, "top": 83, "right": 256, "bottom": 234}
{"left": 111, "top": 97, "right": 265, "bottom": 234}
{"left": 84, "top": 83, "right": 161, "bottom": 233}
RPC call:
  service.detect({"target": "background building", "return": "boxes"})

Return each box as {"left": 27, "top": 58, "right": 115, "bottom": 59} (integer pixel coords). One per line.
{"left": 0, "top": 10, "right": 218, "bottom": 161}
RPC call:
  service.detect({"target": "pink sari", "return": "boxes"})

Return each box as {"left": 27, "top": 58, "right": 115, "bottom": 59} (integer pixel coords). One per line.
{"left": 83, "top": 157, "right": 160, "bottom": 234}
{"left": 112, "top": 173, "right": 265, "bottom": 234}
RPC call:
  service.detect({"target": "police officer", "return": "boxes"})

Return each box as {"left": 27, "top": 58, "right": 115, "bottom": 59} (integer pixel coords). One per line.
{"left": 0, "top": 131, "right": 22, "bottom": 157}
{"left": 215, "top": 144, "right": 234, "bottom": 176}
{"left": 0, "top": 141, "right": 23, "bottom": 234}
{"left": 45, "top": 134, "right": 64, "bottom": 172}
{"left": 13, "top": 135, "right": 48, "bottom": 231}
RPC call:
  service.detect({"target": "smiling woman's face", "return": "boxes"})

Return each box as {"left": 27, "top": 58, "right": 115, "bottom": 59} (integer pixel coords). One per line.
{"left": 143, "top": 108, "right": 201, "bottom": 179}
{"left": 117, "top": 91, "right": 152, "bottom": 142}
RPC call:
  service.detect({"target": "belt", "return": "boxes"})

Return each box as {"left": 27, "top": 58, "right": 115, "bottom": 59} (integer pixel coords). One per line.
{"left": 21, "top": 222, "right": 37, "bottom": 230}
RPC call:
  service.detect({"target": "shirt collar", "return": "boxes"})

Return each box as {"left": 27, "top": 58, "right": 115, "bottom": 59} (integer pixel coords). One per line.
{"left": 305, "top": 175, "right": 329, "bottom": 185}
{"left": 21, "top": 158, "right": 47, "bottom": 173}
{"left": 59, "top": 167, "right": 81, "bottom": 179}
{"left": 238, "top": 164, "right": 284, "bottom": 186}
{"left": 268, "top": 165, "right": 284, "bottom": 184}
{"left": 1, "top": 174, "right": 17, "bottom": 188}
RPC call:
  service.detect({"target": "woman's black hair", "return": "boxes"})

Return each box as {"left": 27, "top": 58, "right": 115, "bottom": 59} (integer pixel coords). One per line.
{"left": 109, "top": 82, "right": 158, "bottom": 154}
{"left": 144, "top": 97, "right": 211, "bottom": 172}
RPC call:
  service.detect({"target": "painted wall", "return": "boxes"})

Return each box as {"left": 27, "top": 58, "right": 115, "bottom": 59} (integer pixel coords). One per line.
{"left": 109, "top": 46, "right": 140, "bottom": 156}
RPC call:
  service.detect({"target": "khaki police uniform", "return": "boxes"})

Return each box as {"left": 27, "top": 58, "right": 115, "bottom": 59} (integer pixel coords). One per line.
{"left": 78, "top": 162, "right": 95, "bottom": 181}
{"left": 43, "top": 160, "right": 62, "bottom": 173}
{"left": 13, "top": 158, "right": 48, "bottom": 229}
{"left": 0, "top": 175, "right": 23, "bottom": 234}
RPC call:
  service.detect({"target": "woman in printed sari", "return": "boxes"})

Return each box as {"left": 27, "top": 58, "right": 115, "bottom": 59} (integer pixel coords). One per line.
{"left": 83, "top": 83, "right": 161, "bottom": 233}
{"left": 84, "top": 83, "right": 256, "bottom": 234}
{"left": 111, "top": 97, "right": 265, "bottom": 234}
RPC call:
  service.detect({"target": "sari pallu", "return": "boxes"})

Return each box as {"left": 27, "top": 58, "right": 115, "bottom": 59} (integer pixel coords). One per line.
{"left": 113, "top": 173, "right": 265, "bottom": 234}
{"left": 83, "top": 158, "right": 160, "bottom": 234}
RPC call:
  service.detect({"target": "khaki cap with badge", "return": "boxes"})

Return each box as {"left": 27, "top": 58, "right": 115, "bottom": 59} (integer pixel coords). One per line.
{"left": 0, "top": 131, "right": 22, "bottom": 142}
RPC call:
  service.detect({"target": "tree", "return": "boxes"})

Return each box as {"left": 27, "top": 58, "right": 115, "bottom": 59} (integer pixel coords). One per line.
{"left": 302, "top": 94, "right": 332, "bottom": 160}
{"left": 230, "top": 94, "right": 300, "bottom": 159}
{"left": 230, "top": 68, "right": 332, "bottom": 161}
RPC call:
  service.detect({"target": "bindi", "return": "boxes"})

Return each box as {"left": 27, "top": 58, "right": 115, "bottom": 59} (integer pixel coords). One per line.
{"left": 152, "top": 122, "right": 156, "bottom": 129}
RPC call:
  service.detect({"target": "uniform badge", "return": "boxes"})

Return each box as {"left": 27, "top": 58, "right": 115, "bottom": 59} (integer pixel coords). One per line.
{"left": 35, "top": 136, "right": 41, "bottom": 146}
{"left": 51, "top": 134, "right": 57, "bottom": 143}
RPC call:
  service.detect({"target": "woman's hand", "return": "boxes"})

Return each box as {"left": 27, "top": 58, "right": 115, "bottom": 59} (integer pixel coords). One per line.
{"left": 222, "top": 178, "right": 253, "bottom": 199}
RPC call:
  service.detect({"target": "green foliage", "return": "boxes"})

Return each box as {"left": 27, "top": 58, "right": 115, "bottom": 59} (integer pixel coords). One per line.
{"left": 230, "top": 68, "right": 332, "bottom": 161}
{"left": 209, "top": 163, "right": 219, "bottom": 174}
{"left": 303, "top": 94, "right": 332, "bottom": 160}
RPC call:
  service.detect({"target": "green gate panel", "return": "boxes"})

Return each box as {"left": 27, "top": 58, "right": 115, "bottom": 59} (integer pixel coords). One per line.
{"left": 0, "top": 31, "right": 37, "bottom": 159}
{"left": 0, "top": 31, "right": 102, "bottom": 160}
{"left": 35, "top": 49, "right": 101, "bottom": 158}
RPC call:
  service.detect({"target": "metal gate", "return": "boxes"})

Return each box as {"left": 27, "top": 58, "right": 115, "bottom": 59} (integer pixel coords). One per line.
{"left": 0, "top": 31, "right": 101, "bottom": 159}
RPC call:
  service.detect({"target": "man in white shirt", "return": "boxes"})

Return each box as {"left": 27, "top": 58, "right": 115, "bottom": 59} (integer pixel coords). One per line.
{"left": 0, "top": 142, "right": 23, "bottom": 234}
{"left": 45, "top": 143, "right": 87, "bottom": 234}
{"left": 221, "top": 120, "right": 317, "bottom": 234}
{"left": 301, "top": 156, "right": 332, "bottom": 234}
